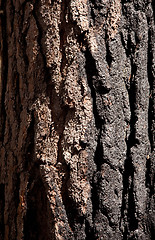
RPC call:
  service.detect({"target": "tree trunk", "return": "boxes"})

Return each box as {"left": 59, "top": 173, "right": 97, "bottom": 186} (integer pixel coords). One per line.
{"left": 0, "top": 0, "right": 154, "bottom": 239}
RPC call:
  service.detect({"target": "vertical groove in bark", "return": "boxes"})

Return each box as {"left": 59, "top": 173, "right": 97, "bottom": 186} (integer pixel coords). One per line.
{"left": 0, "top": 0, "right": 154, "bottom": 239}
{"left": 0, "top": 184, "right": 5, "bottom": 239}
{"left": 0, "top": 0, "right": 7, "bottom": 144}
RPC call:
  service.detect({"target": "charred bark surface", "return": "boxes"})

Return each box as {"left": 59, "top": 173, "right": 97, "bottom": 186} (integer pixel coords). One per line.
{"left": 0, "top": 0, "right": 154, "bottom": 239}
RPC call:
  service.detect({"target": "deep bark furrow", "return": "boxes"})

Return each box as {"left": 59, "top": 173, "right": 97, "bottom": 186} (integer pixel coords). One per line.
{"left": 0, "top": 0, "right": 7, "bottom": 144}
{"left": 0, "top": 184, "right": 5, "bottom": 240}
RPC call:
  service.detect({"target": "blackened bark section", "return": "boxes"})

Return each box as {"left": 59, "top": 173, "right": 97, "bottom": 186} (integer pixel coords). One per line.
{"left": 121, "top": 1, "right": 154, "bottom": 239}
{"left": 147, "top": 4, "right": 155, "bottom": 152}
{"left": 84, "top": 47, "right": 104, "bottom": 238}
{"left": 146, "top": 4, "right": 155, "bottom": 197}
{"left": 148, "top": 39, "right": 154, "bottom": 147}
{"left": 147, "top": 3, "right": 155, "bottom": 235}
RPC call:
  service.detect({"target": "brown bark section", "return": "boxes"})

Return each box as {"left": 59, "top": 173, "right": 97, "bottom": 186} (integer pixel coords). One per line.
{"left": 0, "top": 0, "right": 154, "bottom": 239}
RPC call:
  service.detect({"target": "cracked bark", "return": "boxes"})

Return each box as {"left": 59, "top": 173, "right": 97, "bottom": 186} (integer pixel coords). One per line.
{"left": 0, "top": 0, "right": 154, "bottom": 239}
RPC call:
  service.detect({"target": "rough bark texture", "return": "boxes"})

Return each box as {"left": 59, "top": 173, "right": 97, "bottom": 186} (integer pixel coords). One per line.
{"left": 0, "top": 0, "right": 154, "bottom": 239}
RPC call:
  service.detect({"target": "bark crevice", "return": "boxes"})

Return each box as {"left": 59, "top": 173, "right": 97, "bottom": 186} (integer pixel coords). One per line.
{"left": 0, "top": 184, "right": 5, "bottom": 239}
{"left": 0, "top": 0, "right": 7, "bottom": 143}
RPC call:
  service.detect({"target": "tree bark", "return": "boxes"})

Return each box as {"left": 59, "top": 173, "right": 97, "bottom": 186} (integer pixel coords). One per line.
{"left": 0, "top": 0, "right": 154, "bottom": 239}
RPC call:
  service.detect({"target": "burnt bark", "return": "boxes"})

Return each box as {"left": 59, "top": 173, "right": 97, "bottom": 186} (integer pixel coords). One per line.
{"left": 0, "top": 0, "right": 154, "bottom": 239}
